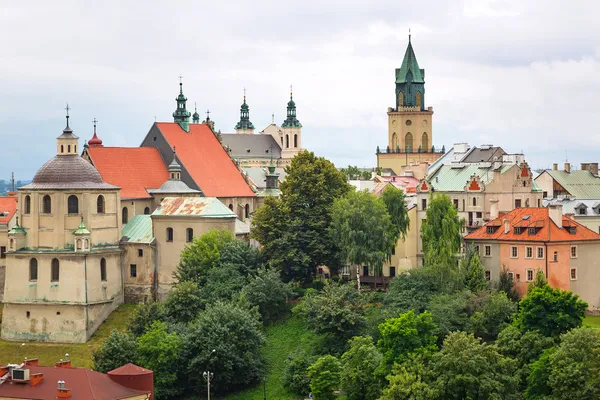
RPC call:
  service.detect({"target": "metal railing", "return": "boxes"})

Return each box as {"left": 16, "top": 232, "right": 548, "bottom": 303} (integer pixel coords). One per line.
{"left": 376, "top": 145, "right": 445, "bottom": 154}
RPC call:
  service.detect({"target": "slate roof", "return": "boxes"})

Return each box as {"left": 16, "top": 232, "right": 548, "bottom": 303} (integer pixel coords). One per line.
{"left": 155, "top": 123, "right": 255, "bottom": 198}
{"left": 465, "top": 208, "right": 600, "bottom": 242}
{"left": 0, "top": 196, "right": 17, "bottom": 225}
{"left": 152, "top": 197, "right": 236, "bottom": 218}
{"left": 121, "top": 215, "right": 154, "bottom": 244}
{"left": 235, "top": 218, "right": 251, "bottom": 235}
{"left": 221, "top": 134, "right": 282, "bottom": 159}
{"left": 460, "top": 146, "right": 506, "bottom": 163}
{"left": 396, "top": 40, "right": 424, "bottom": 83}
{"left": 539, "top": 170, "right": 600, "bottom": 199}
{"left": 244, "top": 167, "right": 286, "bottom": 190}
{"left": 86, "top": 147, "right": 169, "bottom": 199}
{"left": 147, "top": 180, "right": 200, "bottom": 195}
{"left": 543, "top": 198, "right": 600, "bottom": 216}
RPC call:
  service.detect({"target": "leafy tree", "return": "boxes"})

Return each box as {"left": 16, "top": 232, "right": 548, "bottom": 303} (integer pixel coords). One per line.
{"left": 252, "top": 151, "right": 352, "bottom": 282}
{"left": 174, "top": 229, "right": 234, "bottom": 285}
{"left": 184, "top": 301, "right": 265, "bottom": 395}
{"left": 428, "top": 331, "right": 519, "bottom": 400}
{"left": 282, "top": 347, "right": 316, "bottom": 396}
{"left": 330, "top": 190, "right": 397, "bottom": 278}
{"left": 495, "top": 265, "right": 520, "bottom": 302}
{"left": 384, "top": 267, "right": 440, "bottom": 313}
{"left": 517, "top": 285, "right": 587, "bottom": 337}
{"left": 377, "top": 310, "right": 438, "bottom": 366}
{"left": 196, "top": 262, "right": 248, "bottom": 308}
{"left": 308, "top": 355, "right": 341, "bottom": 400}
{"left": 340, "top": 336, "right": 383, "bottom": 400}
{"left": 461, "top": 245, "right": 487, "bottom": 292}
{"left": 244, "top": 267, "right": 292, "bottom": 325}
{"left": 163, "top": 281, "right": 204, "bottom": 324}
{"left": 470, "top": 290, "right": 517, "bottom": 341}
{"left": 128, "top": 301, "right": 165, "bottom": 336}
{"left": 341, "top": 165, "right": 361, "bottom": 180}
{"left": 136, "top": 321, "right": 184, "bottom": 400}
{"left": 525, "top": 347, "right": 555, "bottom": 400}
{"left": 379, "top": 359, "right": 436, "bottom": 400}
{"left": 428, "top": 291, "right": 472, "bottom": 340}
{"left": 527, "top": 270, "right": 548, "bottom": 294}
{"left": 220, "top": 239, "right": 264, "bottom": 276}
{"left": 381, "top": 185, "right": 410, "bottom": 241}
{"left": 92, "top": 329, "right": 138, "bottom": 373}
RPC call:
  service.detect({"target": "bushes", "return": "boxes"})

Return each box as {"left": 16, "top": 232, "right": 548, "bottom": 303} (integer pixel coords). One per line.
{"left": 281, "top": 348, "right": 316, "bottom": 396}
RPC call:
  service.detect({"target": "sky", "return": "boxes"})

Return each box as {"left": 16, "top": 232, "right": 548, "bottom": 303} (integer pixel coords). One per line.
{"left": 1, "top": 0, "right": 599, "bottom": 180}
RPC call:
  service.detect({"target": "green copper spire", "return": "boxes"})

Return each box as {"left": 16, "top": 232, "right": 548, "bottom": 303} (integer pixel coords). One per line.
{"left": 234, "top": 89, "right": 255, "bottom": 131}
{"left": 192, "top": 102, "right": 200, "bottom": 124}
{"left": 73, "top": 217, "right": 90, "bottom": 235}
{"left": 395, "top": 34, "right": 426, "bottom": 110}
{"left": 173, "top": 77, "right": 191, "bottom": 132}
{"left": 282, "top": 85, "right": 302, "bottom": 128}
{"left": 8, "top": 216, "right": 26, "bottom": 235}
{"left": 396, "top": 34, "right": 424, "bottom": 84}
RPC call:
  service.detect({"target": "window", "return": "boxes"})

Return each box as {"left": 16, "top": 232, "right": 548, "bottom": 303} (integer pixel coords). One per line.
{"left": 144, "top": 207, "right": 150, "bottom": 215}
{"left": 391, "top": 247, "right": 396, "bottom": 255}
{"left": 515, "top": 199, "right": 522, "bottom": 208}
{"left": 526, "top": 246, "right": 533, "bottom": 259}
{"left": 294, "top": 134, "right": 298, "bottom": 148}
{"left": 421, "top": 199, "right": 427, "bottom": 210}
{"left": 553, "top": 251, "right": 558, "bottom": 262}
{"left": 485, "top": 271, "right": 491, "bottom": 281}
{"left": 51, "top": 258, "right": 60, "bottom": 282}
{"left": 543, "top": 191, "right": 548, "bottom": 198}
{"left": 100, "top": 258, "right": 107, "bottom": 282}
{"left": 186, "top": 228, "right": 193, "bottom": 243}
{"left": 405, "top": 132, "right": 413, "bottom": 152}
{"left": 0, "top": 246, "right": 5, "bottom": 259}
{"left": 363, "top": 266, "right": 369, "bottom": 276}
{"left": 138, "top": 249, "right": 143, "bottom": 257}
{"left": 245, "top": 204, "right": 250, "bottom": 219}
{"left": 578, "top": 207, "right": 586, "bottom": 216}
{"left": 122, "top": 207, "right": 128, "bottom": 224}
{"left": 97, "top": 195, "right": 105, "bottom": 214}
{"left": 24, "top": 195, "right": 31, "bottom": 214}
{"left": 474, "top": 245, "right": 480, "bottom": 255}
{"left": 130, "top": 264, "right": 137, "bottom": 278}
{"left": 476, "top": 212, "right": 482, "bottom": 218}
{"left": 228, "top": 204, "right": 233, "bottom": 211}
{"left": 537, "top": 247, "right": 544, "bottom": 259}
{"left": 453, "top": 199, "right": 459, "bottom": 208}
{"left": 285, "top": 135, "right": 289, "bottom": 148}
{"left": 166, "top": 227, "right": 174, "bottom": 242}
{"left": 570, "top": 268, "right": 577, "bottom": 280}
{"left": 67, "top": 195, "right": 79, "bottom": 214}
{"left": 508, "top": 271, "right": 514, "bottom": 281}
{"left": 29, "top": 258, "right": 38, "bottom": 281}
{"left": 472, "top": 197, "right": 477, "bottom": 207}
{"left": 42, "top": 195, "right": 52, "bottom": 214}
{"left": 421, "top": 132, "right": 428, "bottom": 150}
{"left": 484, "top": 245, "right": 491, "bottom": 257}
{"left": 67, "top": 144, "right": 71, "bottom": 153}
{"left": 389, "top": 266, "right": 396, "bottom": 278}
{"left": 571, "top": 246, "right": 578, "bottom": 258}
{"left": 486, "top": 226, "right": 497, "bottom": 234}
{"left": 511, "top": 246, "right": 518, "bottom": 258}
{"left": 526, "top": 269, "right": 534, "bottom": 282}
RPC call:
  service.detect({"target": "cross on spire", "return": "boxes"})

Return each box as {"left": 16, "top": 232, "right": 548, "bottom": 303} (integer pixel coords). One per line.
{"left": 290, "top": 84, "right": 293, "bottom": 98}
{"left": 206, "top": 109, "right": 211, "bottom": 121}
{"left": 178, "top": 74, "right": 184, "bottom": 93}
{"left": 244, "top": 87, "right": 246, "bottom": 102}
{"left": 65, "top": 103, "right": 71, "bottom": 127}
{"left": 409, "top": 28, "right": 411, "bottom": 42}
{"left": 272, "top": 113, "right": 275, "bottom": 123}
{"left": 92, "top": 118, "right": 97, "bottom": 134}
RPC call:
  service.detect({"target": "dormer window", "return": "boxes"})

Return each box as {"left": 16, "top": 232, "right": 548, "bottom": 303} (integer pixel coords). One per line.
{"left": 513, "top": 227, "right": 524, "bottom": 234}
{"left": 486, "top": 226, "right": 499, "bottom": 234}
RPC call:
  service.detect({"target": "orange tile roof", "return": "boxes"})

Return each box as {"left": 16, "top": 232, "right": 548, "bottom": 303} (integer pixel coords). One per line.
{"left": 87, "top": 147, "right": 169, "bottom": 199}
{"left": 0, "top": 196, "right": 17, "bottom": 225}
{"left": 155, "top": 123, "right": 255, "bottom": 198}
{"left": 465, "top": 207, "right": 600, "bottom": 242}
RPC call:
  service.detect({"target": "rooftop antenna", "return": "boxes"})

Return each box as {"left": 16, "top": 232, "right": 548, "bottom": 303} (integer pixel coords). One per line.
{"left": 10, "top": 172, "right": 15, "bottom": 192}
{"left": 272, "top": 113, "right": 275, "bottom": 124}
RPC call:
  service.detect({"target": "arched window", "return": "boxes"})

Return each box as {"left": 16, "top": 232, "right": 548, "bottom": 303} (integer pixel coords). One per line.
{"left": 24, "top": 195, "right": 31, "bottom": 214}
{"left": 391, "top": 133, "right": 398, "bottom": 150}
{"left": 280, "top": 137, "right": 284, "bottom": 146}
{"left": 68, "top": 195, "right": 79, "bottom": 214}
{"left": 76, "top": 239, "right": 82, "bottom": 250}
{"left": 42, "top": 195, "right": 52, "bottom": 214}
{"left": 245, "top": 204, "right": 250, "bottom": 219}
{"left": 472, "top": 197, "right": 477, "bottom": 207}
{"left": 51, "top": 258, "right": 60, "bottom": 282}
{"left": 84, "top": 239, "right": 89, "bottom": 249}
{"left": 421, "top": 132, "right": 428, "bottom": 151}
{"left": 405, "top": 133, "right": 413, "bottom": 152}
{"left": 186, "top": 228, "right": 193, "bottom": 243}
{"left": 166, "top": 227, "right": 174, "bottom": 242}
{"left": 397, "top": 91, "right": 404, "bottom": 107}
{"left": 229, "top": 204, "right": 233, "bottom": 211}
{"left": 122, "top": 207, "right": 128, "bottom": 224}
{"left": 553, "top": 251, "right": 558, "bottom": 262}
{"left": 294, "top": 134, "right": 298, "bottom": 148}
{"left": 29, "top": 258, "right": 38, "bottom": 281}
{"left": 68, "top": 145, "right": 71, "bottom": 153}
{"left": 97, "top": 195, "right": 105, "bottom": 214}
{"left": 286, "top": 135, "right": 289, "bottom": 148}
{"left": 144, "top": 207, "right": 150, "bottom": 215}
{"left": 416, "top": 91, "right": 422, "bottom": 108}
{"left": 74, "top": 145, "right": 77, "bottom": 153}
{"left": 100, "top": 258, "right": 107, "bottom": 281}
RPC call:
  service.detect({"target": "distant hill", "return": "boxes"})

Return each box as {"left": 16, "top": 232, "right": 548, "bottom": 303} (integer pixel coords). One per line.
{"left": 0, "top": 179, "right": 32, "bottom": 196}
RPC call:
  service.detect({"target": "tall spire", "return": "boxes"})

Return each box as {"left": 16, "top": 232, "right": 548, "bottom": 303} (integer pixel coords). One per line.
{"left": 282, "top": 85, "right": 302, "bottom": 128}
{"left": 396, "top": 35, "right": 424, "bottom": 84}
{"left": 395, "top": 35, "right": 426, "bottom": 110}
{"left": 234, "top": 88, "right": 255, "bottom": 132}
{"left": 88, "top": 117, "right": 103, "bottom": 147}
{"left": 63, "top": 103, "right": 73, "bottom": 134}
{"left": 192, "top": 102, "right": 200, "bottom": 124}
{"left": 173, "top": 77, "right": 191, "bottom": 132}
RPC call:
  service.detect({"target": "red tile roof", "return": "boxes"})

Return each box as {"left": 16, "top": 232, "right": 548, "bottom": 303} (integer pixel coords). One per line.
{"left": 465, "top": 207, "right": 600, "bottom": 242}
{"left": 0, "top": 365, "right": 150, "bottom": 399}
{"left": 87, "top": 147, "right": 169, "bottom": 199}
{"left": 155, "top": 123, "right": 255, "bottom": 198}
{"left": 0, "top": 196, "right": 17, "bottom": 225}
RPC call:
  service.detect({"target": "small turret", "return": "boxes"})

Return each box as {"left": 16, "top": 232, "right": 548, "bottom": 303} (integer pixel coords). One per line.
{"left": 192, "top": 103, "right": 200, "bottom": 124}
{"left": 234, "top": 89, "right": 255, "bottom": 134}
{"left": 88, "top": 118, "right": 103, "bottom": 147}
{"left": 73, "top": 217, "right": 91, "bottom": 252}
{"left": 56, "top": 104, "right": 80, "bottom": 156}
{"left": 173, "top": 77, "right": 191, "bottom": 132}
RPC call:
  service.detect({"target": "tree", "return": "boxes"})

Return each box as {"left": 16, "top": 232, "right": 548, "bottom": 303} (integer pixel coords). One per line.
{"left": 244, "top": 267, "right": 292, "bottom": 325}
{"left": 525, "top": 347, "right": 555, "bottom": 400}
{"left": 196, "top": 262, "right": 248, "bottom": 308}
{"left": 470, "top": 290, "right": 517, "bottom": 341}
{"left": 527, "top": 270, "right": 548, "bottom": 294}
{"left": 517, "top": 285, "right": 587, "bottom": 337}
{"left": 163, "top": 281, "right": 204, "bottom": 324}
{"left": 379, "top": 359, "right": 436, "bottom": 400}
{"left": 174, "top": 229, "right": 234, "bottom": 285}
{"left": 340, "top": 336, "right": 383, "bottom": 400}
{"left": 282, "top": 348, "right": 316, "bottom": 396}
{"left": 428, "top": 291, "right": 472, "bottom": 340}
{"left": 377, "top": 310, "right": 438, "bottom": 366}
{"left": 128, "top": 301, "right": 165, "bottom": 336}
{"left": 461, "top": 245, "right": 487, "bottom": 292}
{"left": 384, "top": 267, "right": 440, "bottom": 313}
{"left": 92, "top": 329, "right": 138, "bottom": 373}
{"left": 495, "top": 265, "right": 520, "bottom": 302}
{"left": 330, "top": 190, "right": 397, "bottom": 279}
{"left": 381, "top": 185, "right": 410, "bottom": 241}
{"left": 184, "top": 301, "right": 265, "bottom": 395}
{"left": 220, "top": 239, "right": 263, "bottom": 276}
{"left": 252, "top": 151, "right": 352, "bottom": 282}
{"left": 136, "top": 321, "right": 184, "bottom": 400}
{"left": 428, "top": 331, "right": 519, "bottom": 400}
{"left": 308, "top": 355, "right": 341, "bottom": 400}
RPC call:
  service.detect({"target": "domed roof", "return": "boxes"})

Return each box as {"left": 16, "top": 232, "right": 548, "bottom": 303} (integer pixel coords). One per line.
{"left": 23, "top": 155, "right": 118, "bottom": 190}
{"left": 88, "top": 132, "right": 103, "bottom": 146}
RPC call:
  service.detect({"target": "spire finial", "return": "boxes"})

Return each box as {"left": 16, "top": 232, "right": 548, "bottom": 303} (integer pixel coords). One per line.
{"left": 244, "top": 87, "right": 246, "bottom": 103}
{"left": 206, "top": 109, "right": 211, "bottom": 121}
{"left": 92, "top": 118, "right": 97, "bottom": 135}
{"left": 290, "top": 84, "right": 293, "bottom": 99}
{"left": 409, "top": 28, "right": 411, "bottom": 43}
{"left": 272, "top": 113, "right": 274, "bottom": 124}
{"left": 179, "top": 74, "right": 183, "bottom": 94}
{"left": 65, "top": 103, "right": 71, "bottom": 127}
{"left": 194, "top": 102, "right": 197, "bottom": 113}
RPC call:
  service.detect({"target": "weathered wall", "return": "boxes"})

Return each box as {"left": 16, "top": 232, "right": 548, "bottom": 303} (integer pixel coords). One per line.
{"left": 569, "top": 242, "right": 600, "bottom": 309}
{"left": 122, "top": 243, "right": 155, "bottom": 303}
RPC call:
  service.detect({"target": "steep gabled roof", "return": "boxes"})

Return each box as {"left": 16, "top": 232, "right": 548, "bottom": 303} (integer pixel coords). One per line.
{"left": 0, "top": 196, "right": 17, "bottom": 225}
{"left": 396, "top": 39, "right": 424, "bottom": 83}
{"left": 121, "top": 215, "right": 154, "bottom": 244}
{"left": 220, "top": 134, "right": 282, "bottom": 159}
{"left": 539, "top": 169, "right": 600, "bottom": 199}
{"left": 87, "top": 147, "right": 169, "bottom": 199}
{"left": 155, "top": 123, "right": 255, "bottom": 198}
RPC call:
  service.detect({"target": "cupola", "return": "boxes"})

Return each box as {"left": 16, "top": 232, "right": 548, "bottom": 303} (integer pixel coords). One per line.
{"left": 73, "top": 217, "right": 91, "bottom": 252}
{"left": 56, "top": 104, "right": 80, "bottom": 156}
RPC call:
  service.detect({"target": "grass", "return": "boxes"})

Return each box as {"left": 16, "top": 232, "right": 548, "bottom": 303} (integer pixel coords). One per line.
{"left": 583, "top": 315, "right": 600, "bottom": 328}
{"left": 0, "top": 304, "right": 137, "bottom": 368}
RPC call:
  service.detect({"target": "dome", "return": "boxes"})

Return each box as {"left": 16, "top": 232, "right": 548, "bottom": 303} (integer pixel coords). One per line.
{"left": 88, "top": 132, "right": 103, "bottom": 146}
{"left": 24, "top": 155, "right": 117, "bottom": 190}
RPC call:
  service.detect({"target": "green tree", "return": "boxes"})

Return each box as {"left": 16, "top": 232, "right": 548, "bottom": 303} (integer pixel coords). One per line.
{"left": 527, "top": 270, "right": 548, "bottom": 294}
{"left": 282, "top": 347, "right": 317, "bottom": 396}
{"left": 381, "top": 185, "right": 410, "bottom": 241}
{"left": 428, "top": 331, "right": 519, "bottom": 400}
{"left": 377, "top": 310, "right": 438, "bottom": 366}
{"left": 461, "top": 245, "right": 487, "bottom": 292}
{"left": 495, "top": 265, "right": 520, "bottom": 302}
{"left": 470, "top": 290, "right": 517, "bottom": 341}
{"left": 174, "top": 229, "right": 234, "bottom": 285}
{"left": 330, "top": 190, "right": 397, "bottom": 279}
{"left": 525, "top": 347, "right": 555, "bottom": 400}
{"left": 384, "top": 267, "right": 440, "bottom": 313}
{"left": 428, "top": 291, "right": 472, "bottom": 340}
{"left": 379, "top": 359, "right": 435, "bottom": 400}
{"left": 163, "top": 280, "right": 204, "bottom": 324}
{"left": 244, "top": 267, "right": 293, "bottom": 325}
{"left": 128, "top": 301, "right": 165, "bottom": 336}
{"left": 340, "top": 336, "right": 383, "bottom": 400}
{"left": 136, "top": 321, "right": 183, "bottom": 400}
{"left": 219, "top": 239, "right": 263, "bottom": 276}
{"left": 252, "top": 151, "right": 352, "bottom": 282}
{"left": 308, "top": 355, "right": 341, "bottom": 400}
{"left": 92, "top": 329, "right": 138, "bottom": 373}
{"left": 517, "top": 285, "right": 587, "bottom": 337}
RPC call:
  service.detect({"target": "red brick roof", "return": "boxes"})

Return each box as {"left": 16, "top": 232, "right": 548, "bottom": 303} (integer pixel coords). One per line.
{"left": 465, "top": 207, "right": 600, "bottom": 242}
{"left": 0, "top": 365, "right": 150, "bottom": 399}
{"left": 87, "top": 147, "right": 169, "bottom": 199}
{"left": 155, "top": 123, "right": 255, "bottom": 198}
{"left": 0, "top": 196, "right": 17, "bottom": 225}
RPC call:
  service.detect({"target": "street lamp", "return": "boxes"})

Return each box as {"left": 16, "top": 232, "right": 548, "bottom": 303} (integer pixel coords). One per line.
{"left": 16, "top": 343, "right": 25, "bottom": 361}
{"left": 203, "top": 371, "right": 214, "bottom": 400}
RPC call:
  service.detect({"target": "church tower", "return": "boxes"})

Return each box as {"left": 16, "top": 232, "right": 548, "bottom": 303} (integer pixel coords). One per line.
{"left": 234, "top": 90, "right": 255, "bottom": 134}
{"left": 173, "top": 79, "right": 191, "bottom": 132}
{"left": 281, "top": 86, "right": 302, "bottom": 159}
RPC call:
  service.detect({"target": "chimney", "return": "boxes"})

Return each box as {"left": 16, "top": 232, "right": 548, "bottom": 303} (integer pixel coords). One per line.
{"left": 30, "top": 373, "right": 44, "bottom": 387}
{"left": 564, "top": 163, "right": 571, "bottom": 173}
{"left": 581, "top": 163, "right": 599, "bottom": 175}
{"left": 504, "top": 219, "right": 510, "bottom": 234}
{"left": 548, "top": 204, "right": 563, "bottom": 227}
{"left": 55, "top": 355, "right": 71, "bottom": 368}
{"left": 552, "top": 163, "right": 558, "bottom": 171}
{"left": 24, "top": 358, "right": 39, "bottom": 367}
{"left": 490, "top": 199, "right": 499, "bottom": 220}
{"left": 57, "top": 381, "right": 71, "bottom": 399}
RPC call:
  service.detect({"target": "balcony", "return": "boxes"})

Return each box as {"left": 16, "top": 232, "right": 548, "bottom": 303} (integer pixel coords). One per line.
{"left": 376, "top": 145, "right": 445, "bottom": 155}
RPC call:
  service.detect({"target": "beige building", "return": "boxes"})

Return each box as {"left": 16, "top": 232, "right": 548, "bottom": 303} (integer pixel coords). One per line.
{"left": 0, "top": 194, "right": 17, "bottom": 302}
{"left": 2, "top": 116, "right": 123, "bottom": 343}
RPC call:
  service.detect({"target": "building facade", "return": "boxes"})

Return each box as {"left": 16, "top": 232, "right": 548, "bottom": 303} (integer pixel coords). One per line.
{"left": 0, "top": 194, "right": 17, "bottom": 302}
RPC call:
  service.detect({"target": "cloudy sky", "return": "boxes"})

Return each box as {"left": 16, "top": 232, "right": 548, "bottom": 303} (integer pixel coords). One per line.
{"left": 1, "top": 0, "right": 599, "bottom": 179}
